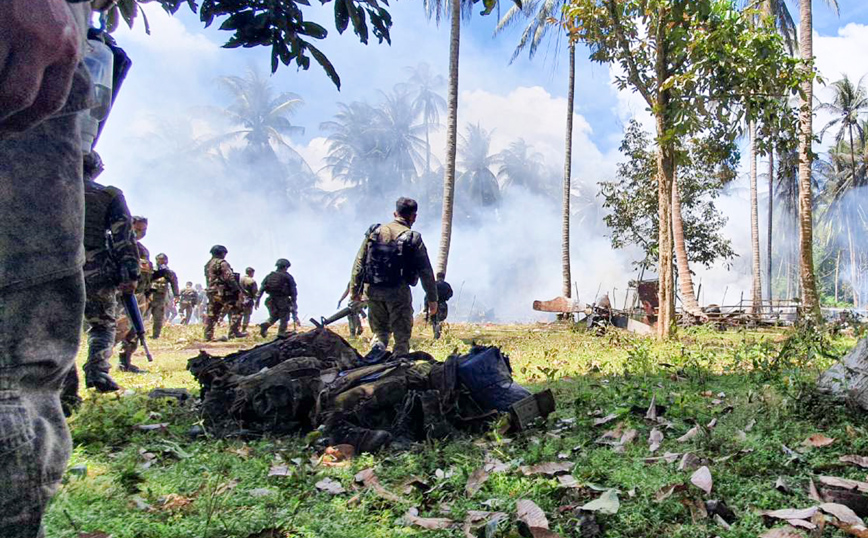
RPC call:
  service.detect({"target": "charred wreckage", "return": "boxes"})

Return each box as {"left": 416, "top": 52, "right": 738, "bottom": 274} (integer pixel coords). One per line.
{"left": 187, "top": 329, "right": 554, "bottom": 453}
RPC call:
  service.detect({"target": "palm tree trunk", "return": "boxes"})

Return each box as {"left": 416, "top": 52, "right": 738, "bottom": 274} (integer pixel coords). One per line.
{"left": 848, "top": 125, "right": 859, "bottom": 308}
{"left": 767, "top": 147, "right": 774, "bottom": 302}
{"left": 797, "top": 0, "right": 820, "bottom": 319}
{"left": 835, "top": 248, "right": 840, "bottom": 302}
{"left": 749, "top": 121, "right": 763, "bottom": 315}
{"left": 562, "top": 43, "right": 576, "bottom": 299}
{"left": 436, "top": 0, "right": 461, "bottom": 277}
{"left": 672, "top": 170, "right": 703, "bottom": 317}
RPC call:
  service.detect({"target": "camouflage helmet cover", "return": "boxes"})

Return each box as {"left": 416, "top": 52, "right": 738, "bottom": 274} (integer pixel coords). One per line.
{"left": 275, "top": 258, "right": 291, "bottom": 268}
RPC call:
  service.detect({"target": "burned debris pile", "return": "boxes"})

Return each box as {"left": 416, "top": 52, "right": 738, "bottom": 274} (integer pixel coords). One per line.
{"left": 187, "top": 329, "right": 554, "bottom": 452}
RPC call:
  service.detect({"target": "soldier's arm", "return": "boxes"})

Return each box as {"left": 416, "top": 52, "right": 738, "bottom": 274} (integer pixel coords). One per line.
{"left": 170, "top": 270, "right": 180, "bottom": 297}
{"left": 256, "top": 278, "right": 266, "bottom": 301}
{"left": 107, "top": 194, "right": 141, "bottom": 284}
{"left": 349, "top": 236, "right": 368, "bottom": 298}
{"left": 415, "top": 240, "right": 438, "bottom": 304}
{"left": 288, "top": 275, "right": 298, "bottom": 304}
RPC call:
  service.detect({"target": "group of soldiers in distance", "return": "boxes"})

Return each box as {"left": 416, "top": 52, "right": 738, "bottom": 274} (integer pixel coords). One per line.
{"left": 63, "top": 158, "right": 453, "bottom": 414}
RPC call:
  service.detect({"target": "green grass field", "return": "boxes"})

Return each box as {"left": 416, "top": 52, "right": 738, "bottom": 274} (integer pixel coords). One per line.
{"left": 45, "top": 321, "right": 868, "bottom": 538}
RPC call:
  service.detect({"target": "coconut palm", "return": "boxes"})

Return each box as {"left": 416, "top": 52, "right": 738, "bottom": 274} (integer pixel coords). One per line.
{"left": 404, "top": 63, "right": 447, "bottom": 175}
{"left": 496, "top": 0, "right": 576, "bottom": 299}
{"left": 373, "top": 88, "right": 428, "bottom": 189}
{"left": 321, "top": 101, "right": 383, "bottom": 195}
{"left": 496, "top": 139, "right": 547, "bottom": 195}
{"left": 796, "top": 0, "right": 839, "bottom": 319}
{"left": 458, "top": 123, "right": 500, "bottom": 208}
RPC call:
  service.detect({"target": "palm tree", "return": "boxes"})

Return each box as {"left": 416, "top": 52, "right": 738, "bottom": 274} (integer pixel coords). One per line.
{"left": 404, "top": 63, "right": 447, "bottom": 175}
{"left": 496, "top": 0, "right": 576, "bottom": 300}
{"left": 458, "top": 123, "right": 500, "bottom": 208}
{"left": 373, "top": 88, "right": 428, "bottom": 189}
{"left": 817, "top": 76, "right": 868, "bottom": 306}
{"left": 796, "top": 0, "right": 839, "bottom": 319}
{"left": 496, "top": 138, "right": 547, "bottom": 194}
{"left": 321, "top": 101, "right": 383, "bottom": 195}
{"left": 749, "top": 120, "right": 764, "bottom": 314}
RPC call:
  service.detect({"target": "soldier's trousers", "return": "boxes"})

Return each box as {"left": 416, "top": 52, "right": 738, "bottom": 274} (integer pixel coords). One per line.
{"left": 263, "top": 296, "right": 292, "bottom": 336}
{"left": 117, "top": 292, "right": 147, "bottom": 368}
{"left": 205, "top": 298, "right": 242, "bottom": 340}
{"left": 242, "top": 302, "right": 254, "bottom": 331}
{"left": 180, "top": 304, "right": 194, "bottom": 325}
{"left": 150, "top": 292, "right": 167, "bottom": 338}
{"left": 367, "top": 298, "right": 414, "bottom": 356}
{"left": 0, "top": 274, "right": 83, "bottom": 537}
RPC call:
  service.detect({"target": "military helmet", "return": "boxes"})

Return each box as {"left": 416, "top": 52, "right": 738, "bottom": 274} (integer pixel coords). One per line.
{"left": 210, "top": 244, "right": 228, "bottom": 256}
{"left": 275, "top": 258, "right": 291, "bottom": 269}
{"left": 82, "top": 151, "right": 104, "bottom": 180}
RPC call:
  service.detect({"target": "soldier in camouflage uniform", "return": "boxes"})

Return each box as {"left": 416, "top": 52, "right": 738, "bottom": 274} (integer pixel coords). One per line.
{"left": 60, "top": 152, "right": 140, "bottom": 413}
{"left": 257, "top": 258, "right": 299, "bottom": 338}
{"left": 0, "top": 0, "right": 117, "bottom": 534}
{"left": 204, "top": 245, "right": 246, "bottom": 340}
{"left": 179, "top": 281, "right": 200, "bottom": 325}
{"left": 149, "top": 252, "right": 179, "bottom": 339}
{"left": 431, "top": 272, "right": 454, "bottom": 339}
{"left": 116, "top": 216, "right": 152, "bottom": 372}
{"left": 350, "top": 198, "right": 438, "bottom": 356}
{"left": 240, "top": 267, "right": 258, "bottom": 333}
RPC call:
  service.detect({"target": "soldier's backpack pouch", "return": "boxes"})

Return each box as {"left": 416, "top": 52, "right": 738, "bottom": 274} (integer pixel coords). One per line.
{"left": 457, "top": 346, "right": 531, "bottom": 412}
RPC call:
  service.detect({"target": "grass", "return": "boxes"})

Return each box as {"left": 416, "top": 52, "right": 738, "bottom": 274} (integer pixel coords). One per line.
{"left": 45, "top": 320, "right": 867, "bottom": 538}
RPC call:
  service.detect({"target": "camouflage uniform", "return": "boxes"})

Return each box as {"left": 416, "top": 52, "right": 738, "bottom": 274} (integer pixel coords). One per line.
{"left": 257, "top": 271, "right": 298, "bottom": 337}
{"left": 0, "top": 3, "right": 95, "bottom": 535}
{"left": 60, "top": 179, "right": 140, "bottom": 407}
{"left": 350, "top": 218, "right": 437, "bottom": 356}
{"left": 179, "top": 286, "right": 199, "bottom": 325}
{"left": 149, "top": 262, "right": 179, "bottom": 338}
{"left": 204, "top": 257, "right": 243, "bottom": 340}
{"left": 117, "top": 240, "right": 152, "bottom": 370}
{"left": 432, "top": 279, "right": 453, "bottom": 338}
{"left": 240, "top": 274, "right": 258, "bottom": 332}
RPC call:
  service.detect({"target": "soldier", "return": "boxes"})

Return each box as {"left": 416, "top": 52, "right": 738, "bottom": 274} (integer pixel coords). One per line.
{"left": 60, "top": 152, "right": 140, "bottom": 413}
{"left": 194, "top": 283, "right": 207, "bottom": 323}
{"left": 431, "top": 272, "right": 454, "bottom": 339}
{"left": 148, "top": 252, "right": 180, "bottom": 338}
{"left": 257, "top": 258, "right": 299, "bottom": 338}
{"left": 240, "top": 267, "right": 258, "bottom": 333}
{"left": 116, "top": 216, "right": 152, "bottom": 372}
{"left": 0, "top": 0, "right": 117, "bottom": 533}
{"left": 349, "top": 197, "right": 438, "bottom": 356}
{"left": 204, "top": 245, "right": 246, "bottom": 340}
{"left": 179, "top": 281, "right": 200, "bottom": 325}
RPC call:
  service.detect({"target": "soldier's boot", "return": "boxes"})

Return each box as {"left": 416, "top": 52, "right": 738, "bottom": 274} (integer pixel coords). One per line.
{"left": 330, "top": 422, "right": 393, "bottom": 454}
{"left": 60, "top": 367, "right": 82, "bottom": 417}
{"left": 118, "top": 347, "right": 146, "bottom": 374}
{"left": 204, "top": 320, "right": 215, "bottom": 341}
{"left": 85, "top": 370, "right": 120, "bottom": 392}
{"left": 259, "top": 322, "right": 269, "bottom": 338}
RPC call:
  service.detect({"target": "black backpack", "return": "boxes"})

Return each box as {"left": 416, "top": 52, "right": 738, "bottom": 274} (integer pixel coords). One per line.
{"left": 363, "top": 224, "right": 417, "bottom": 287}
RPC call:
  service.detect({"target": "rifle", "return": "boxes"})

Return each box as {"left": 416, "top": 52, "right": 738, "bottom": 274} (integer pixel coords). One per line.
{"left": 120, "top": 292, "right": 154, "bottom": 362}
{"left": 310, "top": 301, "right": 366, "bottom": 329}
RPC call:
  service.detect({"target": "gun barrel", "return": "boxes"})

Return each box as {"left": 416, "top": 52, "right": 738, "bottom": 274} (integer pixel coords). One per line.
{"left": 121, "top": 292, "right": 154, "bottom": 361}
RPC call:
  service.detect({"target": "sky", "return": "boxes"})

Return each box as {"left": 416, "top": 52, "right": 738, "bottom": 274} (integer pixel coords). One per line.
{"left": 93, "top": 0, "right": 868, "bottom": 324}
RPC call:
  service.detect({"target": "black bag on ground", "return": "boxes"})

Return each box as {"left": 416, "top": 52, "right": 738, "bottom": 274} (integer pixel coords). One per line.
{"left": 456, "top": 346, "right": 531, "bottom": 412}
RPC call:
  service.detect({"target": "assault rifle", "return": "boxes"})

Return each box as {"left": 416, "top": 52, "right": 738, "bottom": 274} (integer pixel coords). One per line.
{"left": 310, "top": 300, "right": 366, "bottom": 329}
{"left": 120, "top": 292, "right": 154, "bottom": 362}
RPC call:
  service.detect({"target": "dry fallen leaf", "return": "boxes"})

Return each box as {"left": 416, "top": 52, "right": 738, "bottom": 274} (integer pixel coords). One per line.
{"left": 398, "top": 476, "right": 430, "bottom": 495}
{"left": 655, "top": 483, "right": 686, "bottom": 502}
{"left": 320, "top": 444, "right": 355, "bottom": 467}
{"left": 557, "top": 475, "right": 581, "bottom": 489}
{"left": 160, "top": 493, "right": 193, "bottom": 512}
{"left": 827, "top": 519, "right": 868, "bottom": 538}
{"left": 354, "top": 468, "right": 407, "bottom": 503}
{"left": 786, "top": 519, "right": 817, "bottom": 530}
{"left": 804, "top": 434, "right": 836, "bottom": 448}
{"left": 690, "top": 466, "right": 713, "bottom": 495}
{"left": 677, "top": 425, "right": 700, "bottom": 442}
{"left": 465, "top": 467, "right": 490, "bottom": 497}
{"left": 645, "top": 395, "right": 658, "bottom": 420}
{"left": 268, "top": 464, "right": 292, "bottom": 477}
{"left": 819, "top": 502, "right": 865, "bottom": 526}
{"left": 580, "top": 489, "right": 620, "bottom": 514}
{"left": 840, "top": 456, "right": 868, "bottom": 469}
{"left": 315, "top": 478, "right": 346, "bottom": 495}
{"left": 403, "top": 507, "right": 455, "bottom": 530}
{"left": 817, "top": 475, "right": 868, "bottom": 493}
{"left": 678, "top": 453, "right": 703, "bottom": 472}
{"left": 520, "top": 461, "right": 573, "bottom": 477}
{"left": 760, "top": 507, "right": 820, "bottom": 521}
{"left": 214, "top": 479, "right": 239, "bottom": 496}
{"left": 462, "top": 511, "right": 507, "bottom": 538}
{"left": 614, "top": 429, "right": 638, "bottom": 453}
{"left": 229, "top": 446, "right": 252, "bottom": 458}
{"left": 594, "top": 413, "right": 618, "bottom": 426}
{"left": 809, "top": 478, "right": 822, "bottom": 502}
{"left": 516, "top": 499, "right": 549, "bottom": 529}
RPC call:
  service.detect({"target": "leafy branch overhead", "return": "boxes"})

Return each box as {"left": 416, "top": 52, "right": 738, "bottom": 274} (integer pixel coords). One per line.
{"left": 108, "top": 0, "right": 519, "bottom": 90}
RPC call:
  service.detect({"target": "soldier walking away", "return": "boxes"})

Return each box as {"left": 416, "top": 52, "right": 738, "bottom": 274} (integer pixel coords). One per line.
{"left": 149, "top": 252, "right": 179, "bottom": 338}
{"left": 116, "top": 216, "right": 152, "bottom": 372}
{"left": 431, "top": 272, "right": 454, "bottom": 339}
{"left": 240, "top": 267, "right": 258, "bottom": 333}
{"left": 0, "top": 0, "right": 119, "bottom": 534}
{"left": 179, "top": 281, "right": 200, "bottom": 324}
{"left": 257, "top": 259, "right": 299, "bottom": 337}
{"left": 204, "top": 245, "right": 247, "bottom": 340}
{"left": 349, "top": 197, "right": 438, "bottom": 356}
{"left": 194, "top": 283, "right": 207, "bottom": 323}
{"left": 60, "top": 152, "right": 141, "bottom": 413}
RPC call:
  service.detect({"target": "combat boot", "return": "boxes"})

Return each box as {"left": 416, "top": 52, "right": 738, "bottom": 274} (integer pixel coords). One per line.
{"left": 228, "top": 331, "right": 248, "bottom": 339}
{"left": 328, "top": 421, "right": 392, "bottom": 454}
{"left": 259, "top": 323, "right": 269, "bottom": 338}
{"left": 85, "top": 370, "right": 120, "bottom": 392}
{"left": 118, "top": 351, "right": 147, "bottom": 374}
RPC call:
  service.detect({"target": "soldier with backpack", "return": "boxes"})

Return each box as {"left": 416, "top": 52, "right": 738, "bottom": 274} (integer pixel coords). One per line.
{"left": 257, "top": 258, "right": 299, "bottom": 338}
{"left": 349, "top": 197, "right": 438, "bottom": 356}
